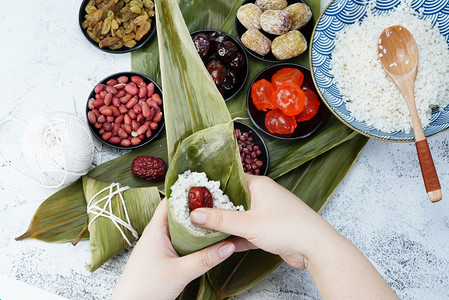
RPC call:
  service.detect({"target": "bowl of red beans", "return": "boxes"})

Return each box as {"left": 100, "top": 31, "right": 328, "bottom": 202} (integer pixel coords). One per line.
{"left": 247, "top": 63, "right": 327, "bottom": 140}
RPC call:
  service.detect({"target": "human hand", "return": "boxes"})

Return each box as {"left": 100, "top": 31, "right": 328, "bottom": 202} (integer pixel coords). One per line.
{"left": 190, "top": 174, "right": 329, "bottom": 269}
{"left": 112, "top": 199, "right": 236, "bottom": 300}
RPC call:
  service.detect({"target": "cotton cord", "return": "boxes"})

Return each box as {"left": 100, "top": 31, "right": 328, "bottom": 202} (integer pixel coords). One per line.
{"left": 86, "top": 182, "right": 138, "bottom": 246}
{"left": 0, "top": 112, "right": 94, "bottom": 189}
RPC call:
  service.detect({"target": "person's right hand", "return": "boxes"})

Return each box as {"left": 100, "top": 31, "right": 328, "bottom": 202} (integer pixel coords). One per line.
{"left": 190, "top": 174, "right": 328, "bottom": 269}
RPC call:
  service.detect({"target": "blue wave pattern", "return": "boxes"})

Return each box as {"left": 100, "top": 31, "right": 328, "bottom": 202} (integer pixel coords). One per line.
{"left": 311, "top": 0, "right": 449, "bottom": 141}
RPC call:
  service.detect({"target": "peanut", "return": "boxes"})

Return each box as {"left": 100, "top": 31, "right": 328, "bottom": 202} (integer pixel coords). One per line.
{"left": 87, "top": 111, "right": 97, "bottom": 124}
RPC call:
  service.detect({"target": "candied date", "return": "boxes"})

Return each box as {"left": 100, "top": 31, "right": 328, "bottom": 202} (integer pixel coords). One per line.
{"left": 229, "top": 51, "right": 245, "bottom": 71}
{"left": 217, "top": 41, "right": 238, "bottom": 64}
{"left": 192, "top": 33, "right": 211, "bottom": 60}
{"left": 223, "top": 69, "right": 237, "bottom": 91}
{"left": 208, "top": 32, "right": 228, "bottom": 50}
{"left": 206, "top": 60, "right": 227, "bottom": 87}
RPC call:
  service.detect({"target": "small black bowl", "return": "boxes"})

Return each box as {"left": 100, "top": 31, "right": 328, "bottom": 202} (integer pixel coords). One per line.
{"left": 190, "top": 29, "right": 249, "bottom": 101}
{"left": 235, "top": 0, "right": 315, "bottom": 63}
{"left": 247, "top": 63, "right": 327, "bottom": 140}
{"left": 234, "top": 121, "right": 269, "bottom": 176}
{"left": 86, "top": 71, "right": 164, "bottom": 150}
{"left": 78, "top": 0, "right": 156, "bottom": 54}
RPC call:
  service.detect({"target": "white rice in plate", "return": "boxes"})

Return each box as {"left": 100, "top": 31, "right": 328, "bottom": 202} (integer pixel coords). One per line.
{"left": 169, "top": 170, "right": 244, "bottom": 235}
{"left": 330, "top": 1, "right": 449, "bottom": 133}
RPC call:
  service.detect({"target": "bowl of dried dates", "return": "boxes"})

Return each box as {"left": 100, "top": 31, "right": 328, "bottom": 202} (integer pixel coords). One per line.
{"left": 86, "top": 72, "right": 164, "bottom": 149}
{"left": 79, "top": 0, "right": 156, "bottom": 53}
{"left": 191, "top": 29, "right": 249, "bottom": 101}
{"left": 234, "top": 121, "right": 269, "bottom": 176}
{"left": 235, "top": 0, "right": 314, "bottom": 63}
{"left": 247, "top": 63, "right": 327, "bottom": 140}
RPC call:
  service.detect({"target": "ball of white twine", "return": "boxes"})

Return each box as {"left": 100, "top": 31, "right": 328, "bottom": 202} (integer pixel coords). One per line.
{"left": 21, "top": 112, "right": 94, "bottom": 188}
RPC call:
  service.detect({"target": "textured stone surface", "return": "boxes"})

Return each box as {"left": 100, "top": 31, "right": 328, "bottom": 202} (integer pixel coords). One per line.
{"left": 1, "top": 0, "right": 449, "bottom": 299}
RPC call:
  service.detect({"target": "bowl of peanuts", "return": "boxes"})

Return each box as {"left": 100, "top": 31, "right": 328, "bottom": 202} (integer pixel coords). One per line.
{"left": 86, "top": 72, "right": 164, "bottom": 149}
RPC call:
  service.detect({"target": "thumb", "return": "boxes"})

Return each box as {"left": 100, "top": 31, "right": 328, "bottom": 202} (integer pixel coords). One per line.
{"left": 180, "top": 241, "right": 235, "bottom": 280}
{"left": 190, "top": 208, "right": 250, "bottom": 238}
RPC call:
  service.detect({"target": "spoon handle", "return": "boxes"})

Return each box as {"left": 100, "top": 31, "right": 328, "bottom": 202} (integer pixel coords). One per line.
{"left": 415, "top": 139, "right": 442, "bottom": 202}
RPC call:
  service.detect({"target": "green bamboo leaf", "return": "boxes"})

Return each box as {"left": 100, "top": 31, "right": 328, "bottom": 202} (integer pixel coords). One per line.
{"left": 16, "top": 179, "right": 88, "bottom": 243}
{"left": 155, "top": 0, "right": 250, "bottom": 255}
{"left": 83, "top": 177, "right": 160, "bottom": 272}
{"left": 197, "top": 274, "right": 218, "bottom": 300}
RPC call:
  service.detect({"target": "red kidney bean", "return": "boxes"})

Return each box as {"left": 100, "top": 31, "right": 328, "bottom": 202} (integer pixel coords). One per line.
{"left": 150, "top": 122, "right": 158, "bottom": 130}
{"left": 106, "top": 79, "right": 117, "bottom": 86}
{"left": 141, "top": 102, "right": 151, "bottom": 118}
{"left": 137, "top": 124, "right": 148, "bottom": 135}
{"left": 118, "top": 128, "right": 128, "bottom": 139}
{"left": 152, "top": 93, "right": 162, "bottom": 105}
{"left": 125, "top": 83, "right": 138, "bottom": 95}
{"left": 118, "top": 104, "right": 128, "bottom": 114}
{"left": 103, "top": 122, "right": 113, "bottom": 132}
{"left": 95, "top": 84, "right": 105, "bottom": 94}
{"left": 133, "top": 103, "right": 142, "bottom": 114}
{"left": 131, "top": 76, "right": 144, "bottom": 85}
{"left": 115, "top": 115, "right": 124, "bottom": 124}
{"left": 109, "top": 137, "right": 121, "bottom": 144}
{"left": 124, "top": 114, "right": 131, "bottom": 125}
{"left": 117, "top": 76, "right": 128, "bottom": 84}
{"left": 123, "top": 124, "right": 132, "bottom": 134}
{"left": 120, "top": 139, "right": 131, "bottom": 147}
{"left": 102, "top": 132, "right": 112, "bottom": 141}
{"left": 112, "top": 97, "right": 120, "bottom": 107}
{"left": 153, "top": 111, "right": 163, "bottom": 123}
{"left": 114, "top": 83, "right": 126, "bottom": 90}
{"left": 106, "top": 116, "right": 114, "bottom": 123}
{"left": 97, "top": 115, "right": 106, "bottom": 123}
{"left": 116, "top": 90, "right": 126, "bottom": 98}
{"left": 128, "top": 109, "right": 137, "bottom": 119}
{"left": 94, "top": 122, "right": 103, "bottom": 129}
{"left": 120, "top": 94, "right": 132, "bottom": 104}
{"left": 126, "top": 98, "right": 138, "bottom": 109}
{"left": 131, "top": 137, "right": 141, "bottom": 145}
{"left": 139, "top": 85, "right": 147, "bottom": 98}
{"left": 147, "top": 83, "right": 155, "bottom": 97}
{"left": 87, "top": 111, "right": 96, "bottom": 124}
{"left": 105, "top": 85, "right": 117, "bottom": 94}
{"left": 104, "top": 92, "right": 113, "bottom": 105}
{"left": 93, "top": 99, "right": 104, "bottom": 108}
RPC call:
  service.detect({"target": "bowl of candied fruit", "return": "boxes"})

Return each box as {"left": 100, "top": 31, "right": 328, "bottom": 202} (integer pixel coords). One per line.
{"left": 247, "top": 63, "right": 327, "bottom": 140}
{"left": 191, "top": 29, "right": 249, "bottom": 101}
{"left": 235, "top": 0, "right": 314, "bottom": 63}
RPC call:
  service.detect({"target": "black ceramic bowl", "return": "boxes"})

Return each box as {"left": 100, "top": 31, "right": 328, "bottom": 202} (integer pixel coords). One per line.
{"left": 247, "top": 63, "right": 327, "bottom": 140}
{"left": 235, "top": 0, "right": 315, "bottom": 63}
{"left": 86, "top": 71, "right": 164, "bottom": 150}
{"left": 78, "top": 0, "right": 156, "bottom": 54}
{"left": 190, "top": 29, "right": 249, "bottom": 101}
{"left": 234, "top": 121, "right": 269, "bottom": 176}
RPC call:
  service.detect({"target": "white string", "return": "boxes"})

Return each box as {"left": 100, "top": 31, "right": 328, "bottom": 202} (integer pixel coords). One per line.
{"left": 86, "top": 182, "right": 138, "bottom": 247}
{"left": 0, "top": 112, "right": 94, "bottom": 189}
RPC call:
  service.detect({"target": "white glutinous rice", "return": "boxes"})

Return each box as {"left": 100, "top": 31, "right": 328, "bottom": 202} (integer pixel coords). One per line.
{"left": 169, "top": 170, "right": 244, "bottom": 235}
{"left": 330, "top": 1, "right": 449, "bottom": 133}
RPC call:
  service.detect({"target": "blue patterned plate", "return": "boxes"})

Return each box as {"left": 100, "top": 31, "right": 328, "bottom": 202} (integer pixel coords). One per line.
{"left": 310, "top": 0, "right": 449, "bottom": 141}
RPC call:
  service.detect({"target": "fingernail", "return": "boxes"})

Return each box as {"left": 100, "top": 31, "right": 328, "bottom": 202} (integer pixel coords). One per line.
{"left": 190, "top": 211, "right": 206, "bottom": 225}
{"left": 218, "top": 243, "right": 235, "bottom": 259}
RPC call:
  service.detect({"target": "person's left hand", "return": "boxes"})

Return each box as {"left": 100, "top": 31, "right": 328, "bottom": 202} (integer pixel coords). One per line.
{"left": 111, "top": 199, "right": 236, "bottom": 300}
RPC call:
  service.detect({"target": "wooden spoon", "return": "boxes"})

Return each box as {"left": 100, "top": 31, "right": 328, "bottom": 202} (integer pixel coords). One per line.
{"left": 378, "top": 25, "right": 441, "bottom": 202}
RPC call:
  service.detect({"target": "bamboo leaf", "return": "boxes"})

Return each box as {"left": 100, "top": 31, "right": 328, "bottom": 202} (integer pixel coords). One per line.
{"left": 83, "top": 177, "right": 160, "bottom": 272}
{"left": 16, "top": 179, "right": 88, "bottom": 243}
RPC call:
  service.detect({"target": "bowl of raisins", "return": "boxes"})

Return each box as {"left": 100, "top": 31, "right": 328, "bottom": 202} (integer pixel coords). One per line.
{"left": 79, "top": 0, "right": 157, "bottom": 54}
{"left": 234, "top": 121, "right": 269, "bottom": 176}
{"left": 191, "top": 29, "right": 249, "bottom": 101}
{"left": 247, "top": 63, "right": 327, "bottom": 140}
